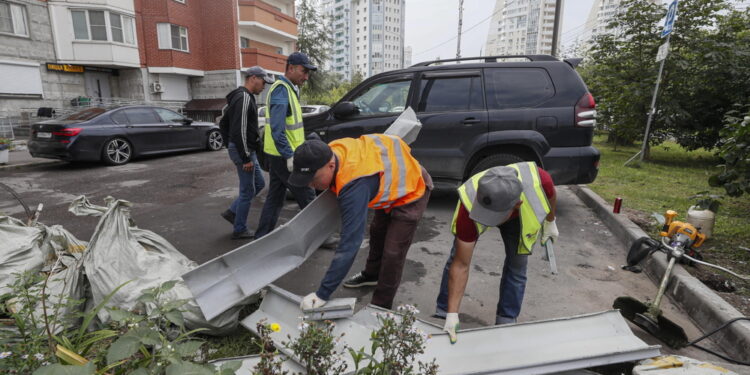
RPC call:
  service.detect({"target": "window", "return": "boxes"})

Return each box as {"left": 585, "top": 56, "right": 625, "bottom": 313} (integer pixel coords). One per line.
{"left": 418, "top": 76, "right": 484, "bottom": 113}
{"left": 71, "top": 9, "right": 136, "bottom": 45}
{"left": 173, "top": 0, "right": 186, "bottom": 3}
{"left": 0, "top": 1, "right": 28, "bottom": 37}
{"left": 111, "top": 110, "right": 128, "bottom": 124}
{"left": 157, "top": 23, "right": 188, "bottom": 51}
{"left": 123, "top": 108, "right": 160, "bottom": 124}
{"left": 88, "top": 10, "right": 107, "bottom": 40}
{"left": 276, "top": 47, "right": 283, "bottom": 54}
{"left": 154, "top": 108, "right": 184, "bottom": 123}
{"left": 485, "top": 68, "right": 554, "bottom": 109}
{"left": 351, "top": 79, "right": 410, "bottom": 116}
{"left": 240, "top": 37, "right": 249, "bottom": 48}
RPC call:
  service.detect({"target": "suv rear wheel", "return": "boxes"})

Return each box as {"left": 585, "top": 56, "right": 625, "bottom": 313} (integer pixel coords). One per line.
{"left": 469, "top": 153, "right": 525, "bottom": 177}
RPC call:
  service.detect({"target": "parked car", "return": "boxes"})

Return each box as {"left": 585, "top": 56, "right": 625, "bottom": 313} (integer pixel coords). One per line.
{"left": 302, "top": 55, "right": 599, "bottom": 188}
{"left": 28, "top": 106, "right": 224, "bottom": 165}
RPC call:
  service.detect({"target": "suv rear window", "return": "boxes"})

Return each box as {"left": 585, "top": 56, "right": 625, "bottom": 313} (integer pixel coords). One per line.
{"left": 417, "top": 76, "right": 484, "bottom": 112}
{"left": 485, "top": 68, "right": 554, "bottom": 109}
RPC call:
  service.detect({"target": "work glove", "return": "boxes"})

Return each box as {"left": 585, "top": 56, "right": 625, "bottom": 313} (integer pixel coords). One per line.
{"left": 541, "top": 219, "right": 559, "bottom": 245}
{"left": 300, "top": 292, "right": 326, "bottom": 310}
{"left": 443, "top": 313, "right": 459, "bottom": 344}
{"left": 286, "top": 156, "right": 294, "bottom": 172}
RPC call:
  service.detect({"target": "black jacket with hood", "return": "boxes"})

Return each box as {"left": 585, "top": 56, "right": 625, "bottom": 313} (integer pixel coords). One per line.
{"left": 221, "top": 86, "right": 259, "bottom": 164}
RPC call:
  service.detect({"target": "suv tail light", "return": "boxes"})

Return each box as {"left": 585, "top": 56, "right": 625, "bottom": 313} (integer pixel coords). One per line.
{"left": 52, "top": 128, "right": 82, "bottom": 137}
{"left": 575, "top": 93, "right": 596, "bottom": 128}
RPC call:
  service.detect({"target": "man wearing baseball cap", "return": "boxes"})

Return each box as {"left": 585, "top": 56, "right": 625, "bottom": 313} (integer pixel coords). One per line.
{"left": 436, "top": 162, "right": 558, "bottom": 344}
{"left": 255, "top": 52, "right": 319, "bottom": 239}
{"left": 288, "top": 134, "right": 433, "bottom": 311}
{"left": 219, "top": 66, "right": 274, "bottom": 240}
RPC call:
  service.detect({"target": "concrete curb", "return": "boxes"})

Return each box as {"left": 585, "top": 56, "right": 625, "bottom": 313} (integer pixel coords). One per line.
{"left": 570, "top": 185, "right": 750, "bottom": 363}
{"left": 0, "top": 160, "right": 66, "bottom": 171}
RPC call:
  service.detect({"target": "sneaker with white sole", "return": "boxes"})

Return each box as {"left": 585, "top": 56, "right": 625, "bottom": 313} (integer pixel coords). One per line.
{"left": 342, "top": 271, "right": 378, "bottom": 288}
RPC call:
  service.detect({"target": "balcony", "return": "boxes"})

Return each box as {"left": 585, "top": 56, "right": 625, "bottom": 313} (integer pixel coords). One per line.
{"left": 239, "top": 0, "right": 298, "bottom": 42}
{"left": 242, "top": 48, "right": 287, "bottom": 73}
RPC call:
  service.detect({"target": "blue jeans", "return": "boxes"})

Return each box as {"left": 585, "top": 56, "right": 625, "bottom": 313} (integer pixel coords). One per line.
{"left": 227, "top": 143, "right": 265, "bottom": 234}
{"left": 436, "top": 217, "right": 528, "bottom": 324}
{"left": 254, "top": 155, "right": 316, "bottom": 238}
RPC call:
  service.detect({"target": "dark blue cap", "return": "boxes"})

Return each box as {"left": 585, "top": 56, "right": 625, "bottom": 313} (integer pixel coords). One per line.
{"left": 287, "top": 51, "right": 317, "bottom": 71}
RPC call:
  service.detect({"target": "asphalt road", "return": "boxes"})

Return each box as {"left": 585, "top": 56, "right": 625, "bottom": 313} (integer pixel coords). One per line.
{"left": 0, "top": 149, "right": 740, "bottom": 367}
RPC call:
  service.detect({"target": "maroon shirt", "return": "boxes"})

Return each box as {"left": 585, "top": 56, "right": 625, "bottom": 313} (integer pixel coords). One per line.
{"left": 455, "top": 168, "right": 555, "bottom": 242}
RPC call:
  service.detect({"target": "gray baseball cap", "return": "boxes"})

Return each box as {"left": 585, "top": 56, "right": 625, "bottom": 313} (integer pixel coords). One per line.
{"left": 468, "top": 167, "right": 523, "bottom": 227}
{"left": 245, "top": 66, "right": 274, "bottom": 84}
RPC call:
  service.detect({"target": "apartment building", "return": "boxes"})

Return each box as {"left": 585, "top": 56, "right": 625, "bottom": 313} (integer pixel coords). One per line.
{"left": 484, "top": 0, "right": 563, "bottom": 56}
{"left": 0, "top": 0, "right": 297, "bottom": 117}
{"left": 576, "top": 0, "right": 660, "bottom": 52}
{"left": 0, "top": 0, "right": 93, "bottom": 112}
{"left": 322, "top": 0, "right": 405, "bottom": 80}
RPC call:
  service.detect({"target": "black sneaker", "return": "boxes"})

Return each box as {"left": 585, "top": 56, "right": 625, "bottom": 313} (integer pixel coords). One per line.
{"left": 231, "top": 231, "right": 254, "bottom": 240}
{"left": 342, "top": 271, "right": 378, "bottom": 288}
{"left": 221, "top": 210, "right": 235, "bottom": 225}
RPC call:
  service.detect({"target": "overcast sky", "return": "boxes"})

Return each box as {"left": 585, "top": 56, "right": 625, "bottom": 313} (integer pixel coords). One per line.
{"left": 404, "top": 0, "right": 596, "bottom": 63}
{"left": 403, "top": 0, "right": 750, "bottom": 64}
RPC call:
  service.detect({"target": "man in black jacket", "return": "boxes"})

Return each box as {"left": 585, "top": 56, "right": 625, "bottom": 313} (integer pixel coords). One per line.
{"left": 220, "top": 66, "right": 274, "bottom": 240}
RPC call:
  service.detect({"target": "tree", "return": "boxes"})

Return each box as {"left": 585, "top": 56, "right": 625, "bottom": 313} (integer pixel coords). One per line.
{"left": 582, "top": 0, "right": 750, "bottom": 155}
{"left": 296, "top": 0, "right": 333, "bottom": 95}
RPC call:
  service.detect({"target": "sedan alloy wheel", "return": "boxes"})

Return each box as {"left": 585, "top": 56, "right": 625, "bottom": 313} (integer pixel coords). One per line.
{"left": 103, "top": 138, "right": 132, "bottom": 165}
{"left": 208, "top": 130, "right": 223, "bottom": 151}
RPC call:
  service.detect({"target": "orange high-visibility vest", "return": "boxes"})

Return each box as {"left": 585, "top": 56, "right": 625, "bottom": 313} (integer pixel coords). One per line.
{"left": 330, "top": 134, "right": 426, "bottom": 210}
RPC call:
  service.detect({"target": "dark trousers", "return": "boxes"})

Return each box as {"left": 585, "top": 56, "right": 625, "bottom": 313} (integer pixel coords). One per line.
{"left": 254, "top": 155, "right": 316, "bottom": 238}
{"left": 363, "top": 169, "right": 433, "bottom": 309}
{"left": 435, "top": 217, "right": 528, "bottom": 323}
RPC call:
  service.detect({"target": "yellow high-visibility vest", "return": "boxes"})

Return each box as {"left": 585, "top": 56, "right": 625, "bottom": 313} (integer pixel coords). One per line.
{"left": 263, "top": 79, "right": 304, "bottom": 156}
{"left": 451, "top": 162, "right": 550, "bottom": 254}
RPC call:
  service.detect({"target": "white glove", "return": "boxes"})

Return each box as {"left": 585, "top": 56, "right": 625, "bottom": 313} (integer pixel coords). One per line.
{"left": 286, "top": 157, "right": 294, "bottom": 172}
{"left": 300, "top": 292, "right": 326, "bottom": 310}
{"left": 541, "top": 219, "right": 559, "bottom": 245}
{"left": 443, "top": 313, "right": 459, "bottom": 344}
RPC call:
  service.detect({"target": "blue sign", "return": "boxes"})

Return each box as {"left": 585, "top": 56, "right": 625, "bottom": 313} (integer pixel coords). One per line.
{"left": 662, "top": 0, "right": 678, "bottom": 37}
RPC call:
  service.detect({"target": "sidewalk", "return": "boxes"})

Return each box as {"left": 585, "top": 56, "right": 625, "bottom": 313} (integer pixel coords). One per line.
{"left": 0, "top": 147, "right": 65, "bottom": 171}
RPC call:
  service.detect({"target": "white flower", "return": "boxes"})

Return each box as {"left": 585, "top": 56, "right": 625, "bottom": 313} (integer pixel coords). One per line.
{"left": 297, "top": 322, "right": 310, "bottom": 331}
{"left": 42, "top": 361, "right": 50, "bottom": 366}
{"left": 21, "top": 355, "right": 28, "bottom": 359}
{"left": 0, "top": 351, "right": 11, "bottom": 359}
{"left": 34, "top": 353, "right": 45, "bottom": 361}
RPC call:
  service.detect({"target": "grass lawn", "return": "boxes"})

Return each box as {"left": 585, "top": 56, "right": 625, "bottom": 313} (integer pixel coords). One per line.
{"left": 588, "top": 134, "right": 750, "bottom": 314}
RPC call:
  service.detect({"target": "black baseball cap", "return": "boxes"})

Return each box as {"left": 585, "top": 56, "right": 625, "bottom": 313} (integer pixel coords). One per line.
{"left": 288, "top": 139, "right": 333, "bottom": 187}
{"left": 287, "top": 52, "right": 317, "bottom": 71}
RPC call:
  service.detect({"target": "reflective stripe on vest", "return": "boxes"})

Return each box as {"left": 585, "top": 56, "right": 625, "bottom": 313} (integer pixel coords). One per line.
{"left": 451, "top": 162, "right": 550, "bottom": 254}
{"left": 263, "top": 79, "right": 304, "bottom": 156}
{"left": 366, "top": 134, "right": 408, "bottom": 210}
{"left": 329, "top": 134, "right": 426, "bottom": 210}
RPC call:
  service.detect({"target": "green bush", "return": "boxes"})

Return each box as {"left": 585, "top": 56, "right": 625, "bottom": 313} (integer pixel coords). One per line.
{"left": 710, "top": 104, "right": 750, "bottom": 197}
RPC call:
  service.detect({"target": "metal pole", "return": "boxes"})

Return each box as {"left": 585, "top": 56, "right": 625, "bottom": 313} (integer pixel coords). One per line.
{"left": 456, "top": 0, "right": 464, "bottom": 59}
{"left": 639, "top": 33, "right": 671, "bottom": 162}
{"left": 551, "top": 0, "right": 563, "bottom": 56}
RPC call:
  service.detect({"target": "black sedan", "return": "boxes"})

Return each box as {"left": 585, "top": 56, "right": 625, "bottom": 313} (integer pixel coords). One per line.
{"left": 28, "top": 106, "right": 224, "bottom": 165}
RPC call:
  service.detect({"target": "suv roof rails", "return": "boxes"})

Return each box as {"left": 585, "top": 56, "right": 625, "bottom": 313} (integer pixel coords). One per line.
{"left": 564, "top": 58, "right": 583, "bottom": 68}
{"left": 411, "top": 54, "right": 559, "bottom": 67}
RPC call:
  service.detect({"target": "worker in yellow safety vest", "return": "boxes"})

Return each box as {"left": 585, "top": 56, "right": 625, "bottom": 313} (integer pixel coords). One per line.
{"left": 435, "top": 162, "right": 558, "bottom": 343}
{"left": 254, "top": 52, "right": 317, "bottom": 239}
{"left": 288, "top": 134, "right": 433, "bottom": 310}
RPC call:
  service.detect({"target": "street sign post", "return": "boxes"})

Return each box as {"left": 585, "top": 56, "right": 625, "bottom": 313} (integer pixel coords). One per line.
{"left": 626, "top": 0, "right": 678, "bottom": 165}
